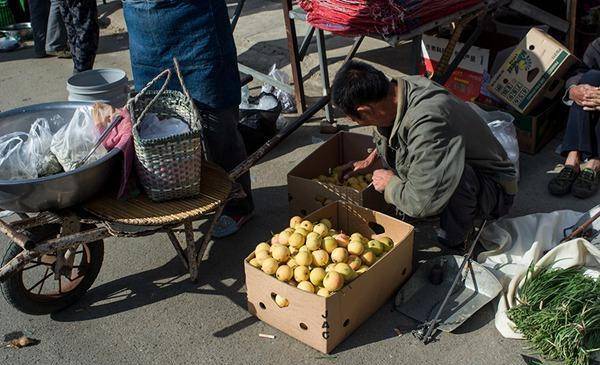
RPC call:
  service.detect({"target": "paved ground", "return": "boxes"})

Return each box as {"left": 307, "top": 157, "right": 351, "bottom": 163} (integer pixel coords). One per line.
{"left": 0, "top": 1, "right": 597, "bottom": 364}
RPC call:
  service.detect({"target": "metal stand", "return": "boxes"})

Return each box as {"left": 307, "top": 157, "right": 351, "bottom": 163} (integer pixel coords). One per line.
{"left": 416, "top": 220, "right": 487, "bottom": 344}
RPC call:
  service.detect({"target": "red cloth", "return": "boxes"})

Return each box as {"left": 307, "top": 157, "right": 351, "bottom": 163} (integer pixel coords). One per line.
{"left": 299, "top": 0, "right": 482, "bottom": 37}
{"left": 100, "top": 109, "right": 134, "bottom": 199}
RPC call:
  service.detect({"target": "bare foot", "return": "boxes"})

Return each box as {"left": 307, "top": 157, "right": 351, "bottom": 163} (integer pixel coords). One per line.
{"left": 585, "top": 158, "right": 600, "bottom": 172}
{"left": 565, "top": 151, "right": 581, "bottom": 171}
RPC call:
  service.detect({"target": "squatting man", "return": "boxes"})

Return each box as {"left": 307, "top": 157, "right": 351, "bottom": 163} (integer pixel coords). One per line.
{"left": 331, "top": 61, "right": 518, "bottom": 247}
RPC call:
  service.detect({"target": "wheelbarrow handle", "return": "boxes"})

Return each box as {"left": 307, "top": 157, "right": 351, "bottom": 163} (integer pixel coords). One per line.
{"left": 229, "top": 96, "right": 330, "bottom": 181}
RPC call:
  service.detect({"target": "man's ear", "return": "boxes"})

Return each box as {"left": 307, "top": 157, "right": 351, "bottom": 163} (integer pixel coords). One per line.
{"left": 356, "top": 105, "right": 371, "bottom": 117}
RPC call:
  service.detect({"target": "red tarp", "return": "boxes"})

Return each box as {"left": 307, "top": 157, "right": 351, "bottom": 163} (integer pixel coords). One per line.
{"left": 299, "top": 0, "right": 482, "bottom": 37}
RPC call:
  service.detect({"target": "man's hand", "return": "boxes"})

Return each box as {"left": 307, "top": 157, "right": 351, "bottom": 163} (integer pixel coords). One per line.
{"left": 570, "top": 84, "right": 600, "bottom": 110}
{"left": 372, "top": 169, "right": 395, "bottom": 192}
{"left": 341, "top": 149, "right": 379, "bottom": 180}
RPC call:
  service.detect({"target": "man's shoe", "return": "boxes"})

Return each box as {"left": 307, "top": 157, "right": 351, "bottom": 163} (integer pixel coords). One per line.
{"left": 212, "top": 213, "right": 254, "bottom": 238}
{"left": 47, "top": 50, "right": 72, "bottom": 58}
{"left": 572, "top": 168, "right": 600, "bottom": 199}
{"left": 548, "top": 165, "right": 579, "bottom": 196}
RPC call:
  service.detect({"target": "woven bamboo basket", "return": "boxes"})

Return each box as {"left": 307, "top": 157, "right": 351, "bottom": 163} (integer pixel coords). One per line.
{"left": 129, "top": 58, "right": 204, "bottom": 202}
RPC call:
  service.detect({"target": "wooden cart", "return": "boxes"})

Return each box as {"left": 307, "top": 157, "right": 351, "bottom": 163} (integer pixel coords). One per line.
{"left": 0, "top": 98, "right": 328, "bottom": 315}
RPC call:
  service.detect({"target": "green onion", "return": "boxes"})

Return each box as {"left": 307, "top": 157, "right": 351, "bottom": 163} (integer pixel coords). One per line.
{"left": 508, "top": 266, "right": 600, "bottom": 365}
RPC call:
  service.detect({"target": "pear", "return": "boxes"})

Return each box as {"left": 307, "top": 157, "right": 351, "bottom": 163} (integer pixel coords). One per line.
{"left": 261, "top": 258, "right": 279, "bottom": 275}
{"left": 255, "top": 242, "right": 271, "bottom": 254}
{"left": 323, "top": 236, "right": 338, "bottom": 253}
{"left": 294, "top": 266, "right": 310, "bottom": 282}
{"left": 290, "top": 216, "right": 303, "bottom": 229}
{"left": 297, "top": 281, "right": 315, "bottom": 293}
{"left": 323, "top": 271, "right": 344, "bottom": 291}
{"left": 331, "top": 247, "right": 349, "bottom": 263}
{"left": 309, "top": 268, "right": 326, "bottom": 286}
{"left": 276, "top": 265, "right": 293, "bottom": 281}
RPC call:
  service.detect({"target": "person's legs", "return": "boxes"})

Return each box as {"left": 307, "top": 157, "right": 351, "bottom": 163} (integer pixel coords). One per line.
{"left": 58, "top": 0, "right": 99, "bottom": 72}
{"left": 28, "top": 0, "right": 50, "bottom": 57}
{"left": 439, "top": 165, "right": 513, "bottom": 248}
{"left": 200, "top": 107, "right": 254, "bottom": 217}
{"left": 45, "top": 0, "right": 69, "bottom": 54}
{"left": 550, "top": 70, "right": 600, "bottom": 196}
{"left": 559, "top": 70, "right": 600, "bottom": 198}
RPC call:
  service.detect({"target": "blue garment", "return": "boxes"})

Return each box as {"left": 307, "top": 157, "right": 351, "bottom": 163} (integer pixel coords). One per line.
{"left": 123, "top": 0, "right": 241, "bottom": 109}
{"left": 561, "top": 70, "right": 600, "bottom": 159}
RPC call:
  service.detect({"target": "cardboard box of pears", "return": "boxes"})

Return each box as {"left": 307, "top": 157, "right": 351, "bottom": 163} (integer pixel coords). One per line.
{"left": 287, "top": 132, "right": 395, "bottom": 217}
{"left": 244, "top": 201, "right": 414, "bottom": 353}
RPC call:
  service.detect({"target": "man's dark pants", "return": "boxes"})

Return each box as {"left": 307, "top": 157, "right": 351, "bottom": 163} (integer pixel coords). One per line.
{"left": 29, "top": 0, "right": 50, "bottom": 57}
{"left": 200, "top": 107, "right": 254, "bottom": 216}
{"left": 438, "top": 165, "right": 514, "bottom": 247}
{"left": 561, "top": 70, "right": 600, "bottom": 159}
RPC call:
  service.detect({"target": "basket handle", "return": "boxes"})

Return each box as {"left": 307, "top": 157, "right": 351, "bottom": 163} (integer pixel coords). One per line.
{"left": 171, "top": 57, "right": 206, "bottom": 158}
{"left": 171, "top": 58, "right": 201, "bottom": 130}
{"left": 130, "top": 68, "right": 172, "bottom": 129}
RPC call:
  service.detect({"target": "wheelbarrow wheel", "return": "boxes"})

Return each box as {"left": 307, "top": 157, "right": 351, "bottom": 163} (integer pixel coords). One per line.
{"left": 0, "top": 224, "right": 104, "bottom": 315}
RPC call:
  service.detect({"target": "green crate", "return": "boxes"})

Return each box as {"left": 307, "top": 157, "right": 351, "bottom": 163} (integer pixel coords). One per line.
{"left": 0, "top": 1, "right": 14, "bottom": 29}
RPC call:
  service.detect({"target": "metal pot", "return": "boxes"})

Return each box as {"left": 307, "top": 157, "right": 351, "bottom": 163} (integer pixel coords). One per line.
{"left": 0, "top": 102, "right": 121, "bottom": 213}
{"left": 0, "top": 22, "right": 33, "bottom": 42}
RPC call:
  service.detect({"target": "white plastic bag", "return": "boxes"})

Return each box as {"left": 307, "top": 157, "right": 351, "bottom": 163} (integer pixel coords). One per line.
{"left": 139, "top": 113, "right": 190, "bottom": 140}
{"left": 0, "top": 132, "right": 37, "bottom": 180}
{"left": 467, "top": 102, "right": 520, "bottom": 178}
{"left": 27, "top": 118, "right": 63, "bottom": 177}
{"left": 261, "top": 64, "right": 296, "bottom": 113}
{"left": 50, "top": 106, "right": 106, "bottom": 172}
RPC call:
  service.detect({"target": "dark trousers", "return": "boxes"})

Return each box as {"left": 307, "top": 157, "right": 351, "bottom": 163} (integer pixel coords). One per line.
{"left": 29, "top": 0, "right": 50, "bottom": 57}
{"left": 561, "top": 70, "right": 600, "bottom": 159}
{"left": 438, "top": 165, "right": 514, "bottom": 247}
{"left": 57, "top": 0, "right": 99, "bottom": 72}
{"left": 200, "top": 107, "right": 254, "bottom": 216}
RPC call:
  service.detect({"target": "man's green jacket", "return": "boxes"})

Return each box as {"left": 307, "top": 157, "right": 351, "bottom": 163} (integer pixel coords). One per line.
{"left": 373, "top": 76, "right": 518, "bottom": 218}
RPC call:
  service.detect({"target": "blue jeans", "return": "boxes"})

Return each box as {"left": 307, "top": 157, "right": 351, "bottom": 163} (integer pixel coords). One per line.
{"left": 123, "top": 0, "right": 241, "bottom": 110}
{"left": 46, "top": 0, "right": 68, "bottom": 53}
{"left": 561, "top": 70, "right": 600, "bottom": 159}
{"left": 123, "top": 0, "right": 253, "bottom": 215}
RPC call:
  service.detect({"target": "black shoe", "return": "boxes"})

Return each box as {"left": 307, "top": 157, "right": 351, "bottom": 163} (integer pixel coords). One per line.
{"left": 572, "top": 168, "right": 600, "bottom": 199}
{"left": 548, "top": 165, "right": 579, "bottom": 196}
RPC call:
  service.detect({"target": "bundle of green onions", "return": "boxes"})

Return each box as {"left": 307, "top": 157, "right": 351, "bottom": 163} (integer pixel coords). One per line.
{"left": 508, "top": 266, "right": 600, "bottom": 365}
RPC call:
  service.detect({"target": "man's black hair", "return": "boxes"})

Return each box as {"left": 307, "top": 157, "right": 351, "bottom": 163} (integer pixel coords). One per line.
{"left": 331, "top": 60, "right": 391, "bottom": 119}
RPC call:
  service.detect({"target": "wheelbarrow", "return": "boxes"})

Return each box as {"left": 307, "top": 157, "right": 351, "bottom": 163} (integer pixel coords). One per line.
{"left": 0, "top": 97, "right": 329, "bottom": 315}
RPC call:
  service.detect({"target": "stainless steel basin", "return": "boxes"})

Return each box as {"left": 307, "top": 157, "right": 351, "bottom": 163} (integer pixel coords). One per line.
{"left": 0, "top": 102, "right": 121, "bottom": 212}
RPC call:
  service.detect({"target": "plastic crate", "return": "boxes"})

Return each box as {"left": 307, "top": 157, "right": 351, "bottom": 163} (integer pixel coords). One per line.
{"left": 0, "top": 0, "right": 14, "bottom": 29}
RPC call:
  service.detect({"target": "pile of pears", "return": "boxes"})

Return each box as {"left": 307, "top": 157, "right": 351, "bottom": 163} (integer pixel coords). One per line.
{"left": 248, "top": 215, "right": 396, "bottom": 304}
{"left": 313, "top": 165, "right": 372, "bottom": 191}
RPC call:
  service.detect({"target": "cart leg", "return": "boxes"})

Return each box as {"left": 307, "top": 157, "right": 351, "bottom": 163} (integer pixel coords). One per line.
{"left": 282, "top": 0, "right": 307, "bottom": 112}
{"left": 193, "top": 203, "right": 227, "bottom": 276}
{"left": 166, "top": 229, "right": 189, "bottom": 271}
{"left": 184, "top": 222, "right": 199, "bottom": 282}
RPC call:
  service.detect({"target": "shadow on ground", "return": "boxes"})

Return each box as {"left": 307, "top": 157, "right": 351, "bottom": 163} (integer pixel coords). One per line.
{"left": 49, "top": 182, "right": 492, "bottom": 352}
{"left": 237, "top": 34, "right": 410, "bottom": 81}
